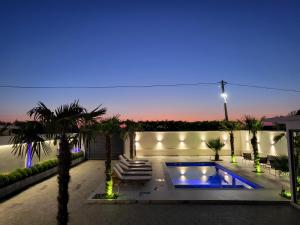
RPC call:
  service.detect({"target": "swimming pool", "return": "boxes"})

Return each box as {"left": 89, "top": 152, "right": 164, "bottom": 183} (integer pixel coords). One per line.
{"left": 165, "top": 162, "right": 262, "bottom": 189}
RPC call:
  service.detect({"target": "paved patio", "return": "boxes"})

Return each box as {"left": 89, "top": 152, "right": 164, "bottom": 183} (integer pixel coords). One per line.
{"left": 0, "top": 160, "right": 299, "bottom": 225}
{"left": 92, "top": 156, "right": 290, "bottom": 202}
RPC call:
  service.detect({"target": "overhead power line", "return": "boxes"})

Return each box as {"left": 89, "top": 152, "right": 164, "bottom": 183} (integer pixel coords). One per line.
{"left": 226, "top": 82, "right": 300, "bottom": 93}
{"left": 0, "top": 81, "right": 299, "bottom": 93}
{"left": 0, "top": 82, "right": 218, "bottom": 89}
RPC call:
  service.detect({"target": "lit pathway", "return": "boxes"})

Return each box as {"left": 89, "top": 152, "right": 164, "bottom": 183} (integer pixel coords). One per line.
{"left": 0, "top": 161, "right": 299, "bottom": 225}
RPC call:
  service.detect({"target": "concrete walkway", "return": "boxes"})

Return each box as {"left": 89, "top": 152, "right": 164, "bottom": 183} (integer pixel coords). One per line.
{"left": 0, "top": 160, "right": 299, "bottom": 225}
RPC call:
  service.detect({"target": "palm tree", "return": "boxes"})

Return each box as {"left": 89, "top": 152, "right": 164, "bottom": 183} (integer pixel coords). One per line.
{"left": 122, "top": 120, "right": 142, "bottom": 159}
{"left": 206, "top": 138, "right": 225, "bottom": 161}
{"left": 98, "top": 116, "right": 120, "bottom": 199}
{"left": 242, "top": 115, "right": 264, "bottom": 173}
{"left": 274, "top": 132, "right": 300, "bottom": 174}
{"left": 10, "top": 121, "right": 51, "bottom": 168}
{"left": 221, "top": 121, "right": 241, "bottom": 163}
{"left": 27, "top": 101, "right": 106, "bottom": 225}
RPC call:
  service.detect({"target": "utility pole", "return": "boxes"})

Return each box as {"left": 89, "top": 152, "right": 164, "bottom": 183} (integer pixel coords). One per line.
{"left": 220, "top": 80, "right": 229, "bottom": 121}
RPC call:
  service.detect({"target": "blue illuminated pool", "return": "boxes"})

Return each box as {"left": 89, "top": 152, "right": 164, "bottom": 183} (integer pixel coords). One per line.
{"left": 165, "top": 162, "right": 262, "bottom": 189}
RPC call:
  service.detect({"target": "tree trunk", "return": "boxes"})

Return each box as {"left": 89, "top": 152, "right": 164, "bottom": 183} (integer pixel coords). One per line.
{"left": 57, "top": 134, "right": 71, "bottom": 225}
{"left": 251, "top": 133, "right": 261, "bottom": 173}
{"left": 129, "top": 132, "right": 134, "bottom": 159}
{"left": 230, "top": 131, "right": 236, "bottom": 163}
{"left": 215, "top": 151, "right": 219, "bottom": 161}
{"left": 105, "top": 134, "right": 113, "bottom": 198}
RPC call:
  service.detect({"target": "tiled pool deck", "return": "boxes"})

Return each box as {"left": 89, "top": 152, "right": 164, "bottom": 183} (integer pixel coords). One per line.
{"left": 91, "top": 156, "right": 290, "bottom": 203}
{"left": 1, "top": 160, "right": 299, "bottom": 225}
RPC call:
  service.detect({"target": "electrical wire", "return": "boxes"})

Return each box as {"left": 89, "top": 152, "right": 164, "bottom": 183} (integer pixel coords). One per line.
{"left": 0, "top": 81, "right": 299, "bottom": 93}
{"left": 227, "top": 82, "right": 300, "bottom": 93}
{"left": 0, "top": 82, "right": 218, "bottom": 89}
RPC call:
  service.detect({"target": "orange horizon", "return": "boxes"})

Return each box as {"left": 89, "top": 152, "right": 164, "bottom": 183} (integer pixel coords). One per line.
{"left": 0, "top": 112, "right": 282, "bottom": 123}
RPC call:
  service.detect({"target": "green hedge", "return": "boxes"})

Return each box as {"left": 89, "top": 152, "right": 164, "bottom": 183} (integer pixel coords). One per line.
{"left": 137, "top": 120, "right": 283, "bottom": 131}
{"left": 0, "top": 151, "right": 84, "bottom": 188}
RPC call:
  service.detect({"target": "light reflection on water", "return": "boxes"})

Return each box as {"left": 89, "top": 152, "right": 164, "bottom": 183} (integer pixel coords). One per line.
{"left": 167, "top": 164, "right": 253, "bottom": 189}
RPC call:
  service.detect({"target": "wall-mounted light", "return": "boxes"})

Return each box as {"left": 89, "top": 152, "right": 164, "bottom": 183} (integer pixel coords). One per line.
{"left": 156, "top": 134, "right": 163, "bottom": 142}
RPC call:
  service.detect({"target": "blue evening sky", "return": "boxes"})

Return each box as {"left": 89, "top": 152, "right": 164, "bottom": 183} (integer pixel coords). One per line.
{"left": 0, "top": 0, "right": 299, "bottom": 121}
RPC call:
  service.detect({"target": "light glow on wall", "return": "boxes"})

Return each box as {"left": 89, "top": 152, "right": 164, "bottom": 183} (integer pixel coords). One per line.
{"left": 178, "top": 141, "right": 186, "bottom": 149}
{"left": 156, "top": 134, "right": 163, "bottom": 142}
{"left": 270, "top": 145, "right": 276, "bottom": 155}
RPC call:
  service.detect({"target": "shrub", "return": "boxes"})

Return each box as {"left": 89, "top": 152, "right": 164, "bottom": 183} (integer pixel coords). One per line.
{"left": 71, "top": 151, "right": 84, "bottom": 160}
{"left": 0, "top": 151, "right": 84, "bottom": 188}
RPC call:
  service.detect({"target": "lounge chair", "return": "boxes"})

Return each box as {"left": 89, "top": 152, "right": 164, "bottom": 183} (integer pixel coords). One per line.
{"left": 259, "top": 157, "right": 268, "bottom": 169}
{"left": 113, "top": 166, "right": 151, "bottom": 182}
{"left": 119, "top": 161, "right": 152, "bottom": 171}
{"left": 119, "top": 155, "right": 151, "bottom": 167}
{"left": 114, "top": 164, "right": 152, "bottom": 176}
{"left": 122, "top": 154, "right": 149, "bottom": 163}
{"left": 242, "top": 153, "right": 252, "bottom": 165}
{"left": 119, "top": 155, "right": 151, "bottom": 165}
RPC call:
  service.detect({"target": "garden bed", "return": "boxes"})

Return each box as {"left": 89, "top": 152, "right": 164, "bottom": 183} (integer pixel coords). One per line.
{"left": 0, "top": 152, "right": 85, "bottom": 199}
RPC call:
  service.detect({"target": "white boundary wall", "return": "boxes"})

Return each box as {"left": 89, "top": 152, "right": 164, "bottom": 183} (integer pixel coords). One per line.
{"left": 0, "top": 136, "right": 57, "bottom": 173}
{"left": 135, "top": 131, "right": 287, "bottom": 157}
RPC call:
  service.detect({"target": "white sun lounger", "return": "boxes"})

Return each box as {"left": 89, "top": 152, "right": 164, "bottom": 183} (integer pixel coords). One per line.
{"left": 113, "top": 166, "right": 151, "bottom": 181}
{"left": 119, "top": 161, "right": 152, "bottom": 171}
{"left": 114, "top": 164, "right": 152, "bottom": 176}
{"left": 119, "top": 155, "right": 151, "bottom": 166}
{"left": 122, "top": 154, "right": 149, "bottom": 163}
{"left": 119, "top": 156, "right": 151, "bottom": 168}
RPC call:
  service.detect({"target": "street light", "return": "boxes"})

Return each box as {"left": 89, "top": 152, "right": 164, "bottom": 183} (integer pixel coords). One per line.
{"left": 220, "top": 92, "right": 228, "bottom": 103}
{"left": 220, "top": 80, "right": 228, "bottom": 121}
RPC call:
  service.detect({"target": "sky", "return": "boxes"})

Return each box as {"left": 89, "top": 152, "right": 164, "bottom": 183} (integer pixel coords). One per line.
{"left": 0, "top": 0, "right": 300, "bottom": 122}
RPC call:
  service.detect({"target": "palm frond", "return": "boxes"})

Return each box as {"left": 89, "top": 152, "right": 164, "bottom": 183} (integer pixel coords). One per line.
{"left": 27, "top": 101, "right": 53, "bottom": 122}
{"left": 9, "top": 121, "right": 50, "bottom": 160}
{"left": 273, "top": 133, "right": 285, "bottom": 144}
{"left": 206, "top": 138, "right": 225, "bottom": 151}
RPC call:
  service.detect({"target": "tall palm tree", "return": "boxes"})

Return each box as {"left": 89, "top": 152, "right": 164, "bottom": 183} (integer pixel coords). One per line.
{"left": 10, "top": 121, "right": 51, "bottom": 168}
{"left": 122, "top": 120, "right": 142, "bottom": 159}
{"left": 98, "top": 116, "right": 120, "bottom": 199}
{"left": 242, "top": 115, "right": 264, "bottom": 173}
{"left": 27, "top": 101, "right": 106, "bottom": 225}
{"left": 206, "top": 138, "right": 225, "bottom": 161}
{"left": 221, "top": 121, "right": 241, "bottom": 163}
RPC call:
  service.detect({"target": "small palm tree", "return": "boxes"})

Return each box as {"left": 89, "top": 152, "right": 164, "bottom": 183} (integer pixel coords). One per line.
{"left": 26, "top": 101, "right": 106, "bottom": 225}
{"left": 98, "top": 116, "right": 120, "bottom": 199}
{"left": 242, "top": 115, "right": 264, "bottom": 173}
{"left": 122, "top": 120, "right": 142, "bottom": 159}
{"left": 221, "top": 121, "right": 241, "bottom": 163}
{"left": 206, "top": 138, "right": 225, "bottom": 161}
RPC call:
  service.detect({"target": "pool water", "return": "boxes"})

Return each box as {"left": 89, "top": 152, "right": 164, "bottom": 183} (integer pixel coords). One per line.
{"left": 165, "top": 162, "right": 262, "bottom": 189}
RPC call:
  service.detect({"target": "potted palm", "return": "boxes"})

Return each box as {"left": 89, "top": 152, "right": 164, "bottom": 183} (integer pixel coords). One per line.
{"left": 206, "top": 138, "right": 225, "bottom": 161}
